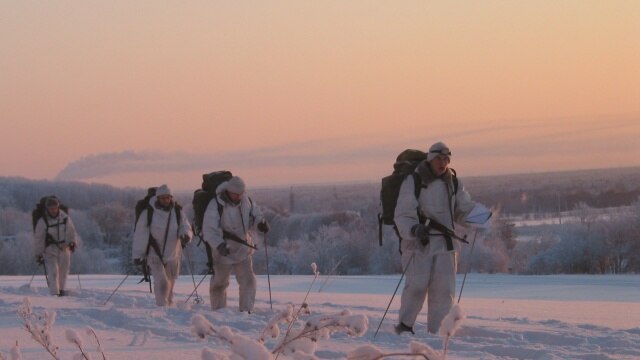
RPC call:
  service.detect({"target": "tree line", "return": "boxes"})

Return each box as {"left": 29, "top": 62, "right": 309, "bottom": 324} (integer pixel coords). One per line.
{"left": 1, "top": 167, "right": 639, "bottom": 276}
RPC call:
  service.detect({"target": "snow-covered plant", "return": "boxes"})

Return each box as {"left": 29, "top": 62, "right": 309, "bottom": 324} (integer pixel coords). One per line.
{"left": 11, "top": 340, "right": 22, "bottom": 360}
{"left": 192, "top": 263, "right": 370, "bottom": 359}
{"left": 438, "top": 304, "right": 465, "bottom": 359}
{"left": 275, "top": 263, "right": 320, "bottom": 358}
{"left": 65, "top": 329, "right": 91, "bottom": 360}
{"left": 273, "top": 309, "right": 368, "bottom": 357}
{"left": 347, "top": 341, "right": 440, "bottom": 360}
{"left": 17, "top": 297, "right": 60, "bottom": 359}
{"left": 348, "top": 304, "right": 466, "bottom": 360}
{"left": 0, "top": 342, "right": 21, "bottom": 360}
{"left": 11, "top": 342, "right": 22, "bottom": 360}
{"left": 193, "top": 308, "right": 369, "bottom": 360}
{"left": 85, "top": 327, "right": 107, "bottom": 360}
{"left": 259, "top": 304, "right": 294, "bottom": 343}
{"left": 192, "top": 314, "right": 273, "bottom": 360}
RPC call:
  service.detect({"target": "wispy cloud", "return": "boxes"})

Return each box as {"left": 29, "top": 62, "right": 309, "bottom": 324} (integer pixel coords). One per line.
{"left": 55, "top": 115, "right": 639, "bottom": 182}
{"left": 54, "top": 140, "right": 399, "bottom": 181}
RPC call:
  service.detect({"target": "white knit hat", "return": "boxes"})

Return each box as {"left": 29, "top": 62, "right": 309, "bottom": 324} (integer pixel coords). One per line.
{"left": 426, "top": 141, "right": 452, "bottom": 162}
{"left": 156, "top": 184, "right": 173, "bottom": 197}
{"left": 225, "top": 176, "right": 246, "bottom": 194}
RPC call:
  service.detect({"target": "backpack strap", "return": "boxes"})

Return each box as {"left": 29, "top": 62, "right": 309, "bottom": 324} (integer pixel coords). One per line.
{"left": 412, "top": 172, "right": 428, "bottom": 225}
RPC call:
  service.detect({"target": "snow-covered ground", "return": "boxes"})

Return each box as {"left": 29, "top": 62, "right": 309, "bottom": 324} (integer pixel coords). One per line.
{"left": 1, "top": 273, "right": 639, "bottom": 359}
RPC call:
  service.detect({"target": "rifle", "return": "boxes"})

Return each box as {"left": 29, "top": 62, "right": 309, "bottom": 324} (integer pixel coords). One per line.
{"left": 427, "top": 218, "right": 469, "bottom": 244}
{"left": 222, "top": 230, "right": 258, "bottom": 250}
{"left": 137, "top": 258, "right": 152, "bottom": 293}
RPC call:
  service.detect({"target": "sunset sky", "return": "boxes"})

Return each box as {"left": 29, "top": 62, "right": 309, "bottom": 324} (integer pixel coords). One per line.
{"left": 1, "top": 1, "right": 638, "bottom": 190}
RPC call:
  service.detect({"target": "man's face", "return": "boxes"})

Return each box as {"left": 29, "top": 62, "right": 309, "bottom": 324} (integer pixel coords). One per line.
{"left": 227, "top": 191, "right": 243, "bottom": 204}
{"left": 157, "top": 195, "right": 172, "bottom": 207}
{"left": 47, "top": 205, "right": 60, "bottom": 218}
{"left": 429, "top": 155, "right": 450, "bottom": 177}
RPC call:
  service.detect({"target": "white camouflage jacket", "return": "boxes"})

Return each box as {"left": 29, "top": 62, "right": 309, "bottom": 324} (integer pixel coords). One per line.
{"left": 202, "top": 185, "right": 265, "bottom": 265}
{"left": 33, "top": 211, "right": 77, "bottom": 258}
{"left": 394, "top": 163, "right": 476, "bottom": 255}
{"left": 132, "top": 197, "right": 193, "bottom": 263}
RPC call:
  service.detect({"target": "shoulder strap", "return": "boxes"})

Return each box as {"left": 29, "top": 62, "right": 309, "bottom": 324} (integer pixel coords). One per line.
{"left": 216, "top": 198, "right": 224, "bottom": 218}
{"left": 175, "top": 204, "right": 182, "bottom": 227}
{"left": 412, "top": 172, "right": 423, "bottom": 199}
{"left": 146, "top": 205, "right": 154, "bottom": 227}
{"left": 450, "top": 168, "right": 459, "bottom": 194}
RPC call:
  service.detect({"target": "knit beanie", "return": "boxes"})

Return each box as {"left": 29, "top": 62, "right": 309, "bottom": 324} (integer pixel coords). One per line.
{"left": 225, "top": 176, "right": 246, "bottom": 194}
{"left": 426, "top": 141, "right": 452, "bottom": 162}
{"left": 156, "top": 184, "right": 173, "bottom": 197}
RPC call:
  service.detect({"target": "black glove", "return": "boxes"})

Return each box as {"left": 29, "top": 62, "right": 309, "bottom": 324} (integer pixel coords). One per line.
{"left": 217, "top": 242, "right": 230, "bottom": 257}
{"left": 180, "top": 234, "right": 190, "bottom": 248}
{"left": 257, "top": 220, "right": 270, "bottom": 234}
{"left": 411, "top": 224, "right": 430, "bottom": 246}
{"left": 69, "top": 243, "right": 76, "bottom": 252}
{"left": 36, "top": 255, "right": 44, "bottom": 265}
{"left": 133, "top": 258, "right": 143, "bottom": 266}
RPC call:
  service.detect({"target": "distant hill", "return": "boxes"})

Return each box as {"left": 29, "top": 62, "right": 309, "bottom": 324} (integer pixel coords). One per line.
{"left": 3, "top": 166, "right": 640, "bottom": 215}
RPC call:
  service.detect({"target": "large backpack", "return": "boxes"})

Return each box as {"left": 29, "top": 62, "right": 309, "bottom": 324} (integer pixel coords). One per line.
{"left": 191, "top": 170, "right": 233, "bottom": 237}
{"left": 32, "top": 195, "right": 69, "bottom": 231}
{"left": 377, "top": 149, "right": 458, "bottom": 246}
{"left": 133, "top": 187, "right": 182, "bottom": 231}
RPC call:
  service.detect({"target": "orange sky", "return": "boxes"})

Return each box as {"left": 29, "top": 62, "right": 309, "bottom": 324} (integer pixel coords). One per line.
{"left": 1, "top": 1, "right": 638, "bottom": 190}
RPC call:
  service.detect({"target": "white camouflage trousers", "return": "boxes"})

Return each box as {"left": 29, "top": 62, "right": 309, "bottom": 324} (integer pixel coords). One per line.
{"left": 147, "top": 256, "right": 180, "bottom": 306}
{"left": 43, "top": 245, "right": 71, "bottom": 296}
{"left": 398, "top": 249, "right": 457, "bottom": 334}
{"left": 209, "top": 256, "right": 256, "bottom": 312}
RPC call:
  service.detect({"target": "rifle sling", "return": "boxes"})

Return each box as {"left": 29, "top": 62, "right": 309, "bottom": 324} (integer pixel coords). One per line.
{"left": 147, "top": 235, "right": 165, "bottom": 263}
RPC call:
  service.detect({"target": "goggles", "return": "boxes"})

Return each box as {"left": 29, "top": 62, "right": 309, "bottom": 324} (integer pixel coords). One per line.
{"left": 431, "top": 148, "right": 452, "bottom": 157}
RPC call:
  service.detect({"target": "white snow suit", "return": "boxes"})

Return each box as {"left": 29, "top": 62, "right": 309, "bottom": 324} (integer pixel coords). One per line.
{"left": 34, "top": 211, "right": 78, "bottom": 296}
{"left": 202, "top": 183, "right": 265, "bottom": 312}
{"left": 132, "top": 198, "right": 193, "bottom": 306}
{"left": 394, "top": 162, "right": 476, "bottom": 333}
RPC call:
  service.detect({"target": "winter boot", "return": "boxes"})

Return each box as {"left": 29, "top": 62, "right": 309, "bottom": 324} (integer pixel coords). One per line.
{"left": 394, "top": 322, "right": 415, "bottom": 335}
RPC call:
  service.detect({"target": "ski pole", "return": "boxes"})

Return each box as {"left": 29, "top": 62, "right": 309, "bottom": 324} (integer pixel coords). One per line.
{"left": 77, "top": 273, "right": 82, "bottom": 289}
{"left": 185, "top": 273, "right": 208, "bottom": 303}
{"left": 42, "top": 261, "right": 49, "bottom": 288}
{"left": 373, "top": 252, "right": 414, "bottom": 339}
{"left": 457, "top": 228, "right": 479, "bottom": 304}
{"left": 264, "top": 232, "right": 273, "bottom": 310}
{"left": 103, "top": 274, "right": 129, "bottom": 306}
{"left": 27, "top": 264, "right": 40, "bottom": 287}
{"left": 183, "top": 245, "right": 202, "bottom": 304}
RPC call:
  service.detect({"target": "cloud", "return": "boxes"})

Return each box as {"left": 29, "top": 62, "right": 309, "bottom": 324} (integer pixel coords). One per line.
{"left": 55, "top": 114, "right": 640, "bottom": 182}
{"left": 54, "top": 139, "right": 402, "bottom": 181}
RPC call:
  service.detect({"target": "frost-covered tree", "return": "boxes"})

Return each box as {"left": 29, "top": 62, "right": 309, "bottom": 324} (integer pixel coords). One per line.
{"left": 88, "top": 202, "right": 133, "bottom": 245}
